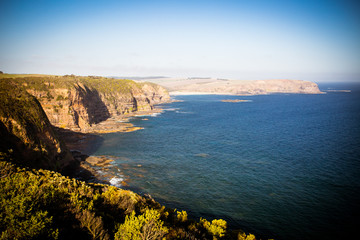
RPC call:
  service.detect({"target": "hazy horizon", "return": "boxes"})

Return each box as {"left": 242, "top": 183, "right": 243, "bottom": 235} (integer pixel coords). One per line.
{"left": 1, "top": 0, "right": 359, "bottom": 82}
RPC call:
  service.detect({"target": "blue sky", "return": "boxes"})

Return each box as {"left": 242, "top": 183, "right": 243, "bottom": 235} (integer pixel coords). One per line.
{"left": 0, "top": 0, "right": 359, "bottom": 82}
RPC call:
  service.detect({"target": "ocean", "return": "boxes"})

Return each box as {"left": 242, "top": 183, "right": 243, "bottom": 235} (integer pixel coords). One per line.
{"left": 88, "top": 82, "right": 360, "bottom": 240}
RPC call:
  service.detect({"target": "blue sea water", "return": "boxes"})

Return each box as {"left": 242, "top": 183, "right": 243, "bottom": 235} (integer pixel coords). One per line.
{"left": 91, "top": 82, "right": 360, "bottom": 240}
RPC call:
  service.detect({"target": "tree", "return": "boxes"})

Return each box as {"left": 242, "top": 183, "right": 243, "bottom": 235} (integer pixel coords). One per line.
{"left": 76, "top": 210, "right": 109, "bottom": 240}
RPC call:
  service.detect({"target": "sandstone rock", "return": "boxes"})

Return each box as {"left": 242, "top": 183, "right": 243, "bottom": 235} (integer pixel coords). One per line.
{"left": 85, "top": 156, "right": 113, "bottom": 167}
{"left": 0, "top": 82, "right": 76, "bottom": 173}
{"left": 6, "top": 75, "right": 171, "bottom": 132}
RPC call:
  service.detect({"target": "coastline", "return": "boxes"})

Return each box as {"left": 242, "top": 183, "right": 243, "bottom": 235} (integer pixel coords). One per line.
{"left": 57, "top": 106, "right": 168, "bottom": 187}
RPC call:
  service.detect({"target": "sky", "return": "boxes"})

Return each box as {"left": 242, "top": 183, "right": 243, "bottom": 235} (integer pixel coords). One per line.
{"left": 0, "top": 0, "right": 359, "bottom": 82}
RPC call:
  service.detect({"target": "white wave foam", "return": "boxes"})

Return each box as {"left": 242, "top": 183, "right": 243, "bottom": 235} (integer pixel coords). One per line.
{"left": 176, "top": 111, "right": 193, "bottom": 114}
{"left": 136, "top": 112, "right": 162, "bottom": 117}
{"left": 164, "top": 108, "right": 180, "bottom": 111}
{"left": 109, "top": 177, "right": 124, "bottom": 188}
{"left": 150, "top": 112, "right": 161, "bottom": 117}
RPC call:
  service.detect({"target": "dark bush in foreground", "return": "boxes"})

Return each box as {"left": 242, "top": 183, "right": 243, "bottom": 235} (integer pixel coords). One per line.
{"left": 0, "top": 160, "right": 264, "bottom": 240}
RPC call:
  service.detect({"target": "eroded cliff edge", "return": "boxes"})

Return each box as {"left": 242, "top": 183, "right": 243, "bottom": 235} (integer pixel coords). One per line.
{"left": 0, "top": 81, "right": 76, "bottom": 173}
{"left": 1, "top": 75, "right": 171, "bottom": 132}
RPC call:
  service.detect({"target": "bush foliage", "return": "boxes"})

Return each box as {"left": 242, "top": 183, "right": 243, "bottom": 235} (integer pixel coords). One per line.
{"left": 115, "top": 209, "right": 168, "bottom": 240}
{"left": 1, "top": 160, "right": 263, "bottom": 240}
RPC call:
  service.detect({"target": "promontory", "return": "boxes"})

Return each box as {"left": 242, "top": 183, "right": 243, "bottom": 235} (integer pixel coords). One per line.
{"left": 142, "top": 77, "right": 323, "bottom": 95}
{"left": 0, "top": 74, "right": 171, "bottom": 133}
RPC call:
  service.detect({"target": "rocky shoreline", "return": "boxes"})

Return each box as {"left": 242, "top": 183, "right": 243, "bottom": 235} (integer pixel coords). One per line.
{"left": 56, "top": 106, "right": 167, "bottom": 187}
{"left": 73, "top": 153, "right": 125, "bottom": 185}
{"left": 71, "top": 107, "right": 164, "bottom": 134}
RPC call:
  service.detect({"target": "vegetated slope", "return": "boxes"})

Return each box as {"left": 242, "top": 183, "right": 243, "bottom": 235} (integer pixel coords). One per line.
{"left": 0, "top": 74, "right": 170, "bottom": 132}
{"left": 1, "top": 160, "right": 259, "bottom": 240}
{"left": 0, "top": 81, "right": 76, "bottom": 173}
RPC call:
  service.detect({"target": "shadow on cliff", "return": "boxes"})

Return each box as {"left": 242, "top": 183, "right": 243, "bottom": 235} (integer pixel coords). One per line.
{"left": 73, "top": 85, "right": 111, "bottom": 126}
{"left": 53, "top": 126, "right": 104, "bottom": 156}
{"left": 53, "top": 126, "right": 107, "bottom": 181}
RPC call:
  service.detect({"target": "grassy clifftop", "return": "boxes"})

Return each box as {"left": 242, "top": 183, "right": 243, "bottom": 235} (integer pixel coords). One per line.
{"left": 0, "top": 81, "right": 46, "bottom": 130}
{"left": 0, "top": 74, "right": 164, "bottom": 95}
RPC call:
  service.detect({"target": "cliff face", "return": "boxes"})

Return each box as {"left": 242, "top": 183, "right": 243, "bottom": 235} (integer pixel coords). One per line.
{"left": 0, "top": 82, "right": 76, "bottom": 173}
{"left": 5, "top": 75, "right": 170, "bottom": 132}
{"left": 0, "top": 75, "right": 171, "bottom": 170}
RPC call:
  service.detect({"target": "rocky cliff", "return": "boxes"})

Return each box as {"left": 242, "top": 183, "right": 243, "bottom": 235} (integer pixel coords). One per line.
{"left": 2, "top": 75, "right": 170, "bottom": 132}
{"left": 0, "top": 81, "right": 76, "bottom": 173}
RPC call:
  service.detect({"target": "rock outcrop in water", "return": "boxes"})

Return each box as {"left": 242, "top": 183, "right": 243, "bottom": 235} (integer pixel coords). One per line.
{"left": 1, "top": 75, "right": 171, "bottom": 132}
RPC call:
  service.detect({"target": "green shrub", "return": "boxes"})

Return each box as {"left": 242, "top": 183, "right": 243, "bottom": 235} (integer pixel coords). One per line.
{"left": 176, "top": 210, "right": 188, "bottom": 222}
{"left": 56, "top": 95, "right": 65, "bottom": 101}
{"left": 0, "top": 163, "right": 59, "bottom": 239}
{"left": 238, "top": 232, "right": 256, "bottom": 240}
{"left": 114, "top": 209, "right": 168, "bottom": 240}
{"left": 46, "top": 91, "right": 54, "bottom": 100}
{"left": 200, "top": 218, "right": 227, "bottom": 239}
{"left": 102, "top": 186, "right": 139, "bottom": 214}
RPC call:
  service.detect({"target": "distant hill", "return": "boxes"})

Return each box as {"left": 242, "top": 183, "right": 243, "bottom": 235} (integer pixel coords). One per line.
{"left": 142, "top": 77, "right": 323, "bottom": 95}
{"left": 112, "top": 76, "right": 168, "bottom": 80}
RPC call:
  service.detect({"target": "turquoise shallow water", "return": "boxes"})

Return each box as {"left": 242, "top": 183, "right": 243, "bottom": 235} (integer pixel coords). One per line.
{"left": 90, "top": 82, "right": 360, "bottom": 240}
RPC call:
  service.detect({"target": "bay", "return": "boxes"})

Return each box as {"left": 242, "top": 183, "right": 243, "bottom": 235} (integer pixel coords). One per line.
{"left": 91, "top": 82, "right": 360, "bottom": 240}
